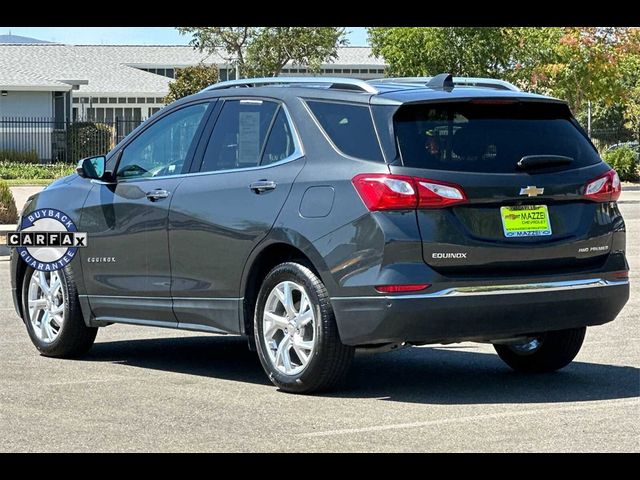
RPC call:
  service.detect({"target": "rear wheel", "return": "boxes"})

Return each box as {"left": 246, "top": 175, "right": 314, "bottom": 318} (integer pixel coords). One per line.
{"left": 254, "top": 262, "right": 354, "bottom": 394}
{"left": 494, "top": 327, "right": 586, "bottom": 373}
{"left": 22, "top": 267, "right": 97, "bottom": 358}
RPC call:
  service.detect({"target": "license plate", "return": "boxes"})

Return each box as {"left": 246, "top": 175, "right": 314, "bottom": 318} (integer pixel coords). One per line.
{"left": 500, "top": 205, "right": 552, "bottom": 237}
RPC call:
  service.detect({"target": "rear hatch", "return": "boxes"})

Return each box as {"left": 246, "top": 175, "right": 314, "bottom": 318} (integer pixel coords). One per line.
{"left": 388, "top": 99, "right": 620, "bottom": 276}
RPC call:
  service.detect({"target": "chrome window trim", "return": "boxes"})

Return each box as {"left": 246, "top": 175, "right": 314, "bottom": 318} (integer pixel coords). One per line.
{"left": 112, "top": 99, "right": 304, "bottom": 183}
{"left": 331, "top": 278, "right": 629, "bottom": 301}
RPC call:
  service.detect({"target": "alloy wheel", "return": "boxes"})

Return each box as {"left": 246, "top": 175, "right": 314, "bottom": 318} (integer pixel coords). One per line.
{"left": 262, "top": 281, "right": 316, "bottom": 375}
{"left": 28, "top": 270, "right": 65, "bottom": 343}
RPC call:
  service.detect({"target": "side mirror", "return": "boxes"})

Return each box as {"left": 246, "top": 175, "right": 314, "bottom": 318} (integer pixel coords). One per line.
{"left": 76, "top": 156, "right": 110, "bottom": 181}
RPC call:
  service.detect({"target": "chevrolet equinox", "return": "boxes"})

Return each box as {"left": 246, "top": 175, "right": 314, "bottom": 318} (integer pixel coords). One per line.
{"left": 9, "top": 74, "right": 630, "bottom": 393}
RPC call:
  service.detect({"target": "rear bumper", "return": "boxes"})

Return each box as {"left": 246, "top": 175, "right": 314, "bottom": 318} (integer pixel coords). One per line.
{"left": 331, "top": 278, "right": 630, "bottom": 346}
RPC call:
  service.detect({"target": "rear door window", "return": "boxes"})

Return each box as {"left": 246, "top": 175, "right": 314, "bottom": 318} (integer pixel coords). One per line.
{"left": 306, "top": 100, "right": 383, "bottom": 162}
{"left": 394, "top": 101, "right": 601, "bottom": 173}
{"left": 200, "top": 99, "right": 279, "bottom": 172}
{"left": 261, "top": 108, "right": 296, "bottom": 165}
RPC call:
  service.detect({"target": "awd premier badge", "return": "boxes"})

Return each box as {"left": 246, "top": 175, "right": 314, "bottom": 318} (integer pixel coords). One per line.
{"left": 6, "top": 208, "right": 88, "bottom": 272}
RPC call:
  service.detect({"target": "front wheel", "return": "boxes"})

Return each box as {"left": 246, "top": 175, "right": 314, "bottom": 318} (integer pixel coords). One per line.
{"left": 254, "top": 262, "right": 354, "bottom": 394}
{"left": 494, "top": 327, "right": 586, "bottom": 373}
{"left": 22, "top": 266, "right": 97, "bottom": 358}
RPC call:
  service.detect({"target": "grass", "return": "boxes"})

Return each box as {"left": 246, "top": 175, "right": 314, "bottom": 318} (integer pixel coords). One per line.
{"left": 0, "top": 161, "right": 76, "bottom": 182}
{"left": 4, "top": 179, "right": 56, "bottom": 186}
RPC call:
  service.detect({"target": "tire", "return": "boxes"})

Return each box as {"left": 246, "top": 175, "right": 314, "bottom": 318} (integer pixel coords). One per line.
{"left": 22, "top": 266, "right": 97, "bottom": 358}
{"left": 254, "top": 262, "right": 354, "bottom": 394}
{"left": 494, "top": 327, "right": 586, "bottom": 373}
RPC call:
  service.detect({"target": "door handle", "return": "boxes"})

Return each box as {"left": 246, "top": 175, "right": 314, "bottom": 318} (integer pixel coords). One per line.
{"left": 146, "top": 189, "right": 170, "bottom": 201}
{"left": 249, "top": 180, "right": 277, "bottom": 194}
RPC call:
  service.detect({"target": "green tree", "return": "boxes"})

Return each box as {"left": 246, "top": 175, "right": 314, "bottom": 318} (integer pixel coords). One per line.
{"left": 530, "top": 28, "right": 633, "bottom": 113}
{"left": 177, "top": 27, "right": 256, "bottom": 79}
{"left": 368, "top": 27, "right": 640, "bottom": 119}
{"left": 367, "top": 27, "right": 560, "bottom": 82}
{"left": 619, "top": 30, "right": 640, "bottom": 141}
{"left": 178, "top": 27, "right": 347, "bottom": 78}
{"left": 245, "top": 27, "right": 347, "bottom": 77}
{"left": 165, "top": 64, "right": 220, "bottom": 103}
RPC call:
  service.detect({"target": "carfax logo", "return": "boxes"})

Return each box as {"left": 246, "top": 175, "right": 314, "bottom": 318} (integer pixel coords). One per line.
{"left": 5, "top": 208, "right": 88, "bottom": 272}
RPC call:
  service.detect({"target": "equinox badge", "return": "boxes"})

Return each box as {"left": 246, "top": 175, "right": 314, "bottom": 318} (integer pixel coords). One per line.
{"left": 520, "top": 186, "right": 544, "bottom": 197}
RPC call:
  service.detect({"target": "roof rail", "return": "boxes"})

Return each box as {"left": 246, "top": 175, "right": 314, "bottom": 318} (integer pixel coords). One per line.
{"left": 371, "top": 75, "right": 520, "bottom": 92}
{"left": 202, "top": 77, "right": 379, "bottom": 94}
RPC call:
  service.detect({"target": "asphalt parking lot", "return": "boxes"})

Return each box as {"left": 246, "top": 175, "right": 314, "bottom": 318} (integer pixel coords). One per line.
{"left": 1, "top": 201, "right": 638, "bottom": 452}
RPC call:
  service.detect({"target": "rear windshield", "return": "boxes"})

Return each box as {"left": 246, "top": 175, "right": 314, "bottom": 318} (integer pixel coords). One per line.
{"left": 394, "top": 101, "right": 601, "bottom": 173}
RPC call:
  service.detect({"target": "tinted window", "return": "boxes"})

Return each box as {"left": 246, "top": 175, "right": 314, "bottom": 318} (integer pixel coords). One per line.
{"left": 116, "top": 103, "right": 208, "bottom": 179}
{"left": 394, "top": 102, "right": 601, "bottom": 173}
{"left": 261, "top": 108, "right": 296, "bottom": 165}
{"left": 306, "top": 101, "right": 383, "bottom": 162}
{"left": 200, "top": 100, "right": 278, "bottom": 172}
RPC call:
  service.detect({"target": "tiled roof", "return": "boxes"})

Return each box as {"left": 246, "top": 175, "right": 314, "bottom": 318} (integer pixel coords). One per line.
{"left": 332, "top": 46, "right": 386, "bottom": 66}
{"left": 0, "top": 44, "right": 385, "bottom": 95}
{"left": 0, "top": 45, "right": 173, "bottom": 95}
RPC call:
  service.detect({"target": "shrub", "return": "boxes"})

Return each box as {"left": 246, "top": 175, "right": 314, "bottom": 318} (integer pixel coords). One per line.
{"left": 0, "top": 161, "right": 76, "bottom": 180}
{"left": 67, "top": 122, "right": 114, "bottom": 163}
{"left": 0, "top": 179, "right": 18, "bottom": 224}
{"left": 0, "top": 149, "right": 39, "bottom": 164}
{"left": 165, "top": 64, "right": 219, "bottom": 103}
{"left": 603, "top": 146, "right": 640, "bottom": 182}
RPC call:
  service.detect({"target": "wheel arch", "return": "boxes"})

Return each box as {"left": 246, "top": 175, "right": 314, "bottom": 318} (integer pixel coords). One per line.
{"left": 239, "top": 230, "right": 334, "bottom": 340}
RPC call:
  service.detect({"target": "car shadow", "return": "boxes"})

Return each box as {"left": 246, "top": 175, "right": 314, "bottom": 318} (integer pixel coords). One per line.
{"left": 85, "top": 335, "right": 640, "bottom": 404}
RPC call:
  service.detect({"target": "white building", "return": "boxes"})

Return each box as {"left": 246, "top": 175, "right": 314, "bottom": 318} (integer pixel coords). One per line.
{"left": 0, "top": 40, "right": 387, "bottom": 124}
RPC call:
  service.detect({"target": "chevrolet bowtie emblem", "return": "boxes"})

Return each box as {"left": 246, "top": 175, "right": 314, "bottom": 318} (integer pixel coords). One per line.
{"left": 520, "top": 186, "right": 544, "bottom": 197}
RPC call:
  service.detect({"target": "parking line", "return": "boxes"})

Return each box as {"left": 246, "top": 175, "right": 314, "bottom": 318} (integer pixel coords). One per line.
{"left": 299, "top": 398, "right": 640, "bottom": 437}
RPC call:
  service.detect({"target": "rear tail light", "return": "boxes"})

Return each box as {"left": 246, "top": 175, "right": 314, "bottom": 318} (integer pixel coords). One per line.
{"left": 611, "top": 270, "right": 629, "bottom": 280}
{"left": 375, "top": 284, "right": 430, "bottom": 293}
{"left": 352, "top": 174, "right": 467, "bottom": 211}
{"left": 351, "top": 174, "right": 417, "bottom": 211}
{"left": 584, "top": 170, "right": 621, "bottom": 202}
{"left": 416, "top": 180, "right": 467, "bottom": 208}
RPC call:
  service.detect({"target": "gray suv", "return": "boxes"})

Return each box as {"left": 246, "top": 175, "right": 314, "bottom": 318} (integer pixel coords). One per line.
{"left": 10, "top": 74, "right": 630, "bottom": 393}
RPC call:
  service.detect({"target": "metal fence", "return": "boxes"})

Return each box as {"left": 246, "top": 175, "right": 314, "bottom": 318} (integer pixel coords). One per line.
{"left": 589, "top": 127, "right": 639, "bottom": 153}
{"left": 0, "top": 117, "right": 145, "bottom": 163}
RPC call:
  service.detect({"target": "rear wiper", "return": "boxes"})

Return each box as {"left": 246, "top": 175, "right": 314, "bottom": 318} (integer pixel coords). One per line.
{"left": 517, "top": 155, "right": 574, "bottom": 170}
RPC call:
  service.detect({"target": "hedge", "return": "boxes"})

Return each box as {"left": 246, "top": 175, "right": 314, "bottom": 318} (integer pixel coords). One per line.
{"left": 67, "top": 122, "right": 114, "bottom": 163}
{"left": 602, "top": 146, "right": 640, "bottom": 182}
{"left": 0, "top": 179, "right": 18, "bottom": 224}
{"left": 0, "top": 149, "right": 39, "bottom": 164}
{"left": 0, "top": 161, "right": 76, "bottom": 180}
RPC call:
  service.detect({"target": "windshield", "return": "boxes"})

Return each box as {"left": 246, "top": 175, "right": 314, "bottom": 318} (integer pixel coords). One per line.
{"left": 394, "top": 101, "right": 601, "bottom": 173}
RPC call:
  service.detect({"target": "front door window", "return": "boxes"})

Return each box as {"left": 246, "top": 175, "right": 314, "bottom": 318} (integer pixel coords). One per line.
{"left": 116, "top": 103, "right": 208, "bottom": 179}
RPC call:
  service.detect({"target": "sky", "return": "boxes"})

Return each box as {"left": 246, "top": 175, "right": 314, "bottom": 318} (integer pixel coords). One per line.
{"left": 1, "top": 27, "right": 369, "bottom": 46}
